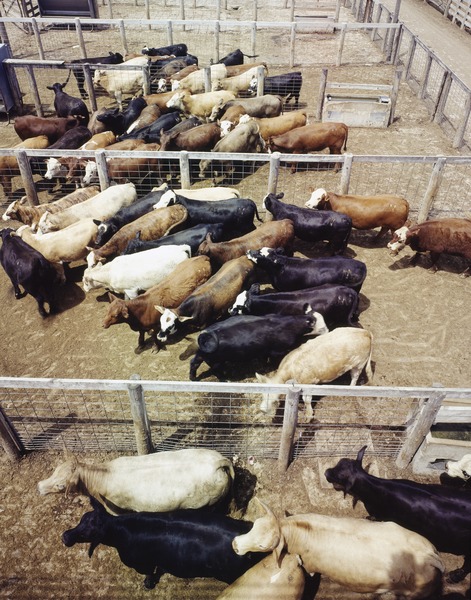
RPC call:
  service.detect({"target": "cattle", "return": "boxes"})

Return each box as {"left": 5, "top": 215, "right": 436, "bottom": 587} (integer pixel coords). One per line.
{"left": 189, "top": 312, "right": 328, "bottom": 380}
{"left": 117, "top": 111, "right": 182, "bottom": 142}
{"left": 47, "top": 126, "right": 92, "bottom": 150}
{"left": 103, "top": 255, "right": 212, "bottom": 350}
{"left": 62, "top": 496, "right": 265, "bottom": 588}
{"left": 197, "top": 219, "right": 295, "bottom": 266}
{"left": 210, "top": 95, "right": 283, "bottom": 122}
{"left": 198, "top": 120, "right": 265, "bottom": 180}
{"left": 446, "top": 454, "right": 471, "bottom": 480}
{"left": 159, "top": 122, "right": 222, "bottom": 152}
{"left": 263, "top": 192, "right": 352, "bottom": 254}
{"left": 79, "top": 138, "right": 148, "bottom": 186}
{"left": 153, "top": 190, "right": 261, "bottom": 237}
{"left": 0, "top": 135, "right": 49, "bottom": 197}
{"left": 229, "top": 282, "right": 360, "bottom": 328}
{"left": 216, "top": 49, "right": 258, "bottom": 66}
{"left": 0, "top": 228, "right": 65, "bottom": 317}
{"left": 249, "top": 71, "right": 303, "bottom": 107}
{"left": 143, "top": 90, "right": 186, "bottom": 112}
{"left": 96, "top": 97, "right": 147, "bottom": 135}
{"left": 232, "top": 500, "right": 444, "bottom": 599}
{"left": 38, "top": 182, "right": 137, "bottom": 233}
{"left": 38, "top": 448, "right": 232, "bottom": 513}
{"left": 126, "top": 103, "right": 161, "bottom": 133}
{"left": 172, "top": 186, "right": 240, "bottom": 200}
{"left": 87, "top": 107, "right": 109, "bottom": 134}
{"left": 168, "top": 64, "right": 199, "bottom": 85}
{"left": 86, "top": 204, "right": 188, "bottom": 267}
{"left": 387, "top": 218, "right": 471, "bottom": 275}
{"left": 212, "top": 66, "right": 267, "bottom": 95}
{"left": 255, "top": 327, "right": 373, "bottom": 414}
{"left": 224, "top": 63, "right": 268, "bottom": 78}
{"left": 124, "top": 223, "right": 226, "bottom": 257}
{"left": 235, "top": 110, "right": 307, "bottom": 141}
{"left": 2, "top": 186, "right": 99, "bottom": 230}
{"left": 325, "top": 445, "right": 471, "bottom": 583}
{"left": 13, "top": 115, "right": 83, "bottom": 143}
{"left": 82, "top": 244, "right": 191, "bottom": 299}
{"left": 142, "top": 43, "right": 188, "bottom": 56}
{"left": 15, "top": 218, "right": 99, "bottom": 263}
{"left": 246, "top": 247, "right": 367, "bottom": 293}
{"left": 156, "top": 255, "right": 255, "bottom": 342}
{"left": 167, "top": 90, "right": 236, "bottom": 120}
{"left": 92, "top": 185, "right": 169, "bottom": 246}
{"left": 268, "top": 122, "right": 349, "bottom": 173}
{"left": 306, "top": 188, "right": 410, "bottom": 240}
{"left": 151, "top": 57, "right": 199, "bottom": 85}
{"left": 46, "top": 82, "right": 89, "bottom": 125}
{"left": 94, "top": 56, "right": 149, "bottom": 110}
{"left": 216, "top": 552, "right": 305, "bottom": 600}
{"left": 174, "top": 64, "right": 228, "bottom": 94}
{"left": 70, "top": 51, "right": 124, "bottom": 98}
{"left": 154, "top": 115, "right": 203, "bottom": 142}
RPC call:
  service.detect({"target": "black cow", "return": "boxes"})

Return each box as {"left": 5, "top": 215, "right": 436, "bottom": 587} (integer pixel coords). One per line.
{"left": 117, "top": 111, "right": 181, "bottom": 143}
{"left": 216, "top": 49, "right": 258, "bottom": 66}
{"left": 70, "top": 52, "right": 124, "bottom": 98}
{"left": 0, "top": 228, "right": 65, "bottom": 317}
{"left": 325, "top": 446, "right": 471, "bottom": 583}
{"left": 190, "top": 312, "right": 328, "bottom": 380}
{"left": 96, "top": 97, "right": 147, "bottom": 136}
{"left": 229, "top": 282, "right": 359, "bottom": 327}
{"left": 142, "top": 43, "right": 188, "bottom": 56}
{"left": 150, "top": 54, "right": 198, "bottom": 81}
{"left": 47, "top": 82, "right": 90, "bottom": 125}
{"left": 47, "top": 126, "right": 92, "bottom": 150}
{"left": 264, "top": 192, "right": 352, "bottom": 254}
{"left": 123, "top": 223, "right": 226, "bottom": 256}
{"left": 93, "top": 187, "right": 170, "bottom": 247}
{"left": 246, "top": 247, "right": 367, "bottom": 293}
{"left": 62, "top": 497, "right": 265, "bottom": 589}
{"left": 250, "top": 72, "right": 303, "bottom": 107}
{"left": 161, "top": 192, "right": 262, "bottom": 237}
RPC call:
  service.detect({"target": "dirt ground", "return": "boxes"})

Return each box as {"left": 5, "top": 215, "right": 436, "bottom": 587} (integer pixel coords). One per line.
{"left": 1, "top": 2, "right": 471, "bottom": 598}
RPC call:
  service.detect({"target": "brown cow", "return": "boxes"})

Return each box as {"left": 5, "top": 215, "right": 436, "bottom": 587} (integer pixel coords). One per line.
{"left": 197, "top": 219, "right": 295, "bottom": 266}
{"left": 102, "top": 255, "right": 212, "bottom": 350}
{"left": 306, "top": 188, "right": 410, "bottom": 241}
{"left": 387, "top": 218, "right": 471, "bottom": 275}
{"left": 143, "top": 91, "right": 186, "bottom": 113}
{"left": 13, "top": 115, "right": 82, "bottom": 143}
{"left": 268, "top": 122, "right": 348, "bottom": 173}
{"left": 0, "top": 135, "right": 49, "bottom": 197}
{"left": 160, "top": 122, "right": 221, "bottom": 152}
{"left": 235, "top": 110, "right": 307, "bottom": 141}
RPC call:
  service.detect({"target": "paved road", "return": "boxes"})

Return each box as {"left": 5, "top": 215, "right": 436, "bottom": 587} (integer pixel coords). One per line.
{"left": 379, "top": 0, "right": 471, "bottom": 87}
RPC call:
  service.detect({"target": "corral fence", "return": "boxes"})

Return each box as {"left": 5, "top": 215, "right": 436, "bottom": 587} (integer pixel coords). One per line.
{"left": 1, "top": 376, "right": 470, "bottom": 473}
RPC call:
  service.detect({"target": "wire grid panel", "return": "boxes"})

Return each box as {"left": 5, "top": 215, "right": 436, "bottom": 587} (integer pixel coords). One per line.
{"left": 442, "top": 78, "right": 471, "bottom": 132}
{"left": 429, "top": 160, "right": 471, "bottom": 218}
{"left": 422, "top": 57, "right": 447, "bottom": 108}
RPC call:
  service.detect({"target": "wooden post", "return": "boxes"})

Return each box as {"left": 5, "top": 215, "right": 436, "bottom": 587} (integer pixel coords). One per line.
{"left": 417, "top": 156, "right": 446, "bottom": 223}
{"left": 453, "top": 91, "right": 471, "bottom": 149}
{"left": 107, "top": 0, "right": 113, "bottom": 19}
{"left": 203, "top": 66, "right": 211, "bottom": 93}
{"left": 119, "top": 19, "right": 128, "bottom": 57}
{"left": 391, "top": 23, "right": 403, "bottom": 66}
{"left": 334, "top": 0, "right": 341, "bottom": 22}
{"left": 289, "top": 0, "right": 295, "bottom": 21}
{"left": 251, "top": 22, "right": 256, "bottom": 58}
{"left": 95, "top": 149, "right": 110, "bottom": 190}
{"left": 216, "top": 0, "right": 221, "bottom": 21}
{"left": 167, "top": 20, "right": 173, "bottom": 45}
{"left": 388, "top": 67, "right": 402, "bottom": 126}
{"left": 127, "top": 374, "right": 153, "bottom": 455}
{"left": 142, "top": 65, "right": 151, "bottom": 95}
{"left": 396, "top": 389, "right": 445, "bottom": 469}
{"left": 179, "top": 151, "right": 191, "bottom": 189}
{"left": 256, "top": 64, "right": 265, "bottom": 97}
{"left": 31, "top": 18, "right": 45, "bottom": 61}
{"left": 15, "top": 149, "right": 39, "bottom": 206}
{"left": 253, "top": 0, "right": 258, "bottom": 21}
{"left": 339, "top": 152, "right": 353, "bottom": 194}
{"left": 433, "top": 70, "right": 452, "bottom": 124}
{"left": 278, "top": 381, "right": 301, "bottom": 471}
{"left": 404, "top": 36, "right": 417, "bottom": 82}
{"left": 25, "top": 65, "right": 43, "bottom": 117}
{"left": 289, "top": 22, "right": 296, "bottom": 68}
{"left": 419, "top": 54, "right": 432, "bottom": 100}
{"left": 0, "top": 405, "right": 24, "bottom": 461}
{"left": 75, "top": 18, "right": 87, "bottom": 59}
{"left": 267, "top": 152, "right": 281, "bottom": 198}
{"left": 337, "top": 23, "right": 347, "bottom": 67}
{"left": 145, "top": 0, "right": 150, "bottom": 25}
{"left": 214, "top": 21, "right": 220, "bottom": 62}
{"left": 316, "top": 67, "right": 328, "bottom": 121}
{"left": 83, "top": 65, "right": 97, "bottom": 112}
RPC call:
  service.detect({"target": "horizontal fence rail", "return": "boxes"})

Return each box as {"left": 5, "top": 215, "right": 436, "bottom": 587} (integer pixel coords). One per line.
{"left": 1, "top": 377, "right": 470, "bottom": 469}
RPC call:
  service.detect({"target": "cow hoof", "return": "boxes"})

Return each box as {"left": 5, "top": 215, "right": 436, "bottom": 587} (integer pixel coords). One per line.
{"left": 143, "top": 575, "right": 157, "bottom": 589}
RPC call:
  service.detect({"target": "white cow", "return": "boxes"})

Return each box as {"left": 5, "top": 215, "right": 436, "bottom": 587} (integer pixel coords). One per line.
{"left": 232, "top": 500, "right": 444, "bottom": 599}
{"left": 94, "top": 56, "right": 149, "bottom": 110}
{"left": 446, "top": 454, "right": 471, "bottom": 480}
{"left": 38, "top": 448, "right": 235, "bottom": 515}
{"left": 82, "top": 244, "right": 191, "bottom": 298}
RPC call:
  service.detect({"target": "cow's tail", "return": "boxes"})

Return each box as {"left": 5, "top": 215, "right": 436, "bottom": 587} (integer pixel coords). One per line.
{"left": 62, "top": 68, "right": 72, "bottom": 88}
{"left": 253, "top": 204, "right": 263, "bottom": 223}
{"left": 342, "top": 125, "right": 349, "bottom": 152}
{"left": 242, "top": 53, "right": 259, "bottom": 59}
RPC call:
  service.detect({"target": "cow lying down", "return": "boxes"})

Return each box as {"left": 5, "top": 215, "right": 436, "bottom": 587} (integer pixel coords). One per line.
{"left": 38, "top": 448, "right": 234, "bottom": 514}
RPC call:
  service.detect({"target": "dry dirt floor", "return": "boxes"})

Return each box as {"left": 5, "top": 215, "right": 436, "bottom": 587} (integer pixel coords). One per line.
{"left": 0, "top": 2, "right": 471, "bottom": 599}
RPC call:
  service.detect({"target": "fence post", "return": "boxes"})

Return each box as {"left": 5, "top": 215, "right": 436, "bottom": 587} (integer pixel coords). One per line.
{"left": 83, "top": 65, "right": 98, "bottom": 112}
{"left": 0, "top": 404, "right": 24, "bottom": 461}
{"left": 215, "top": 21, "right": 220, "bottom": 62}
{"left": 127, "top": 374, "right": 153, "bottom": 455}
{"left": 256, "top": 64, "right": 265, "bottom": 97}
{"left": 417, "top": 156, "right": 446, "bottom": 223}
{"left": 26, "top": 65, "right": 43, "bottom": 117}
{"left": 203, "top": 66, "right": 211, "bottom": 92}
{"left": 390, "top": 23, "right": 403, "bottom": 66}
{"left": 388, "top": 67, "right": 402, "bottom": 126}
{"left": 119, "top": 19, "right": 128, "bottom": 57}
{"left": 31, "top": 18, "right": 45, "bottom": 60}
{"left": 278, "top": 381, "right": 301, "bottom": 471}
{"left": 267, "top": 151, "right": 281, "bottom": 197}
{"left": 289, "top": 22, "right": 296, "bottom": 68}
{"left": 395, "top": 389, "right": 445, "bottom": 469}
{"left": 431, "top": 69, "right": 451, "bottom": 123}
{"left": 316, "top": 67, "right": 328, "bottom": 121}
{"left": 15, "top": 149, "right": 39, "bottom": 206}
{"left": 251, "top": 22, "right": 256, "bottom": 59}
{"left": 419, "top": 53, "right": 432, "bottom": 100}
{"left": 95, "top": 149, "right": 110, "bottom": 190}
{"left": 145, "top": 0, "right": 150, "bottom": 24}
{"left": 75, "top": 18, "right": 87, "bottom": 59}
{"left": 179, "top": 150, "right": 191, "bottom": 189}
{"left": 453, "top": 91, "right": 471, "bottom": 149}
{"left": 339, "top": 152, "right": 353, "bottom": 193}
{"left": 167, "top": 20, "right": 173, "bottom": 45}
{"left": 404, "top": 36, "right": 417, "bottom": 82}
{"left": 336, "top": 23, "right": 347, "bottom": 67}
{"left": 142, "top": 65, "right": 151, "bottom": 95}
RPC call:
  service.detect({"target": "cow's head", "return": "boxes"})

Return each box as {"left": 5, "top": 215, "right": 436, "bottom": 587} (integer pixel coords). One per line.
{"left": 37, "top": 458, "right": 79, "bottom": 495}
{"left": 220, "top": 120, "right": 234, "bottom": 137}
{"left": 62, "top": 496, "right": 108, "bottom": 557}
{"left": 166, "top": 91, "right": 184, "bottom": 110}
{"left": 262, "top": 192, "right": 284, "bottom": 211}
{"left": 387, "top": 225, "right": 411, "bottom": 255}
{"left": 103, "top": 293, "right": 128, "bottom": 328}
{"left": 37, "top": 211, "right": 53, "bottom": 234}
{"left": 82, "top": 161, "right": 98, "bottom": 186}
{"left": 324, "top": 445, "right": 368, "bottom": 495}
{"left": 248, "top": 75, "right": 257, "bottom": 95}
{"left": 156, "top": 78, "right": 167, "bottom": 93}
{"left": 156, "top": 307, "right": 192, "bottom": 342}
{"left": 44, "top": 157, "right": 65, "bottom": 180}
{"left": 153, "top": 189, "right": 176, "bottom": 210}
{"left": 305, "top": 188, "right": 327, "bottom": 209}
{"left": 2, "top": 198, "right": 26, "bottom": 221}
{"left": 446, "top": 455, "right": 471, "bottom": 480}
{"left": 232, "top": 499, "right": 284, "bottom": 562}
{"left": 246, "top": 247, "right": 285, "bottom": 265}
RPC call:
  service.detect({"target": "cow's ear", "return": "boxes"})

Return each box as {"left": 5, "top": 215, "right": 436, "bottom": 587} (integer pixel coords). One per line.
{"left": 92, "top": 219, "right": 101, "bottom": 226}
{"left": 89, "top": 495, "right": 103, "bottom": 511}
{"left": 356, "top": 445, "right": 367, "bottom": 465}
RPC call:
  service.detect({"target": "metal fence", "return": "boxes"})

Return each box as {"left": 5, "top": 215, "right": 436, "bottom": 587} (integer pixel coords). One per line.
{"left": 1, "top": 376, "right": 469, "bottom": 469}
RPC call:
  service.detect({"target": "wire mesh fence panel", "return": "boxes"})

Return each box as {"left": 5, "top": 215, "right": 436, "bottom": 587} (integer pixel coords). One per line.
{"left": 442, "top": 78, "right": 471, "bottom": 132}
{"left": 428, "top": 160, "right": 471, "bottom": 218}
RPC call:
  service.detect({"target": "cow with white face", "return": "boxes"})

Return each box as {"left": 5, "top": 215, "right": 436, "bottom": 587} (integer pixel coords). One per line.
{"left": 387, "top": 225, "right": 410, "bottom": 255}
{"left": 44, "top": 157, "right": 67, "bottom": 180}
{"left": 82, "top": 161, "right": 99, "bottom": 186}
{"left": 446, "top": 454, "right": 471, "bottom": 480}
{"left": 156, "top": 78, "right": 167, "bottom": 93}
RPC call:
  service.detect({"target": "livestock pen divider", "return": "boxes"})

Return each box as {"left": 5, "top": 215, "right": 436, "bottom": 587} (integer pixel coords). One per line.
{"left": 1, "top": 376, "right": 470, "bottom": 473}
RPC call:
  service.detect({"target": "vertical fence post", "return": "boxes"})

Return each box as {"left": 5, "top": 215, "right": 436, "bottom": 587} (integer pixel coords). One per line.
{"left": 404, "top": 36, "right": 417, "bottom": 82}
{"left": 31, "top": 18, "right": 45, "bottom": 60}
{"left": 289, "top": 22, "right": 296, "bottom": 68}
{"left": 107, "top": 0, "right": 113, "bottom": 19}
{"left": 316, "top": 67, "right": 328, "bottom": 121}
{"left": 253, "top": 0, "right": 258, "bottom": 22}
{"left": 167, "top": 20, "right": 173, "bottom": 45}
{"left": 95, "top": 149, "right": 110, "bottom": 190}
{"left": 83, "top": 65, "right": 98, "bottom": 112}
{"left": 453, "top": 91, "right": 471, "bottom": 149}
{"left": 216, "top": 0, "right": 221, "bottom": 21}
{"left": 215, "top": 21, "right": 220, "bottom": 62}
{"left": 127, "top": 374, "right": 153, "bottom": 455}
{"left": 339, "top": 152, "right": 353, "bottom": 194}
{"left": 145, "top": 0, "right": 150, "bottom": 24}
{"left": 142, "top": 65, "right": 151, "bottom": 95}
{"left": 334, "top": 0, "right": 341, "bottom": 22}
{"left": 119, "top": 19, "right": 128, "bottom": 57}
{"left": 15, "top": 149, "right": 39, "bottom": 206}
{"left": 75, "top": 18, "right": 87, "bottom": 59}
{"left": 417, "top": 156, "right": 446, "bottom": 223}
{"left": 419, "top": 54, "right": 432, "bottom": 100}
{"left": 336, "top": 23, "right": 347, "bottom": 67}
{"left": 251, "top": 22, "right": 256, "bottom": 59}
{"left": 278, "top": 381, "right": 301, "bottom": 471}
{"left": 431, "top": 70, "right": 451, "bottom": 123}
{"left": 25, "top": 65, "right": 43, "bottom": 117}
{"left": 179, "top": 151, "right": 191, "bottom": 189}
{"left": 256, "top": 64, "right": 265, "bottom": 97}
{"left": 289, "top": 0, "right": 295, "bottom": 21}
{"left": 267, "top": 151, "right": 281, "bottom": 196}
{"left": 0, "top": 405, "right": 24, "bottom": 461}
{"left": 203, "top": 66, "right": 211, "bottom": 92}
{"left": 388, "top": 67, "right": 402, "bottom": 126}
{"left": 395, "top": 389, "right": 445, "bottom": 469}
{"left": 390, "top": 23, "right": 403, "bottom": 66}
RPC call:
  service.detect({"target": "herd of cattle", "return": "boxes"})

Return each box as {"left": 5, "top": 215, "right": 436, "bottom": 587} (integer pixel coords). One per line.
{"left": 35, "top": 446, "right": 471, "bottom": 597}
